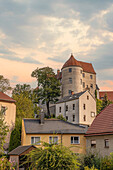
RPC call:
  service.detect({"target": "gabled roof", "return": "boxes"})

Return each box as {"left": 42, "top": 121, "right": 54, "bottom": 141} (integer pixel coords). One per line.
{"left": 0, "top": 92, "right": 15, "bottom": 103}
{"left": 56, "top": 91, "right": 86, "bottom": 103}
{"left": 23, "top": 119, "right": 87, "bottom": 134}
{"left": 99, "top": 91, "right": 113, "bottom": 101}
{"left": 62, "top": 54, "right": 96, "bottom": 74}
{"left": 8, "top": 145, "right": 36, "bottom": 155}
{"left": 85, "top": 104, "right": 113, "bottom": 136}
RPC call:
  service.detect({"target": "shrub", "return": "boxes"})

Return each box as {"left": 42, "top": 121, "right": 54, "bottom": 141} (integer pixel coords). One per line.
{"left": 100, "top": 156, "right": 111, "bottom": 170}
{"left": 0, "top": 156, "right": 17, "bottom": 169}
{"left": 23, "top": 142, "right": 80, "bottom": 170}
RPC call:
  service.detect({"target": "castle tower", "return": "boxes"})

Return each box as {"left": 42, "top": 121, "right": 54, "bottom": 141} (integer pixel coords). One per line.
{"left": 61, "top": 54, "right": 96, "bottom": 97}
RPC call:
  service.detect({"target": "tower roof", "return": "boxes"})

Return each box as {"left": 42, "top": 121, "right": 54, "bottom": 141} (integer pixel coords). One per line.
{"left": 62, "top": 54, "right": 96, "bottom": 74}
{"left": 62, "top": 54, "right": 81, "bottom": 69}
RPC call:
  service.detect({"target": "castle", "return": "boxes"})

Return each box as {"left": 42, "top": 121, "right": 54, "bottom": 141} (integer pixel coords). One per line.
{"left": 57, "top": 54, "right": 97, "bottom": 98}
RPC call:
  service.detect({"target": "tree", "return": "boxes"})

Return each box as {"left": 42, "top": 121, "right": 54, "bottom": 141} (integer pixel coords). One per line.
{"left": 23, "top": 143, "right": 79, "bottom": 169}
{"left": 12, "top": 84, "right": 31, "bottom": 97}
{"left": 31, "top": 67, "right": 61, "bottom": 117}
{"left": 0, "top": 75, "right": 12, "bottom": 92}
{"left": 96, "top": 99, "right": 103, "bottom": 114}
{"left": 0, "top": 110, "right": 9, "bottom": 153}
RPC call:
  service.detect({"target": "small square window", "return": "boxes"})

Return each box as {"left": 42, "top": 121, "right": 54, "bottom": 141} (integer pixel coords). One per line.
{"left": 83, "top": 115, "right": 86, "bottom": 121}
{"left": 66, "top": 105, "right": 68, "bottom": 111}
{"left": 91, "top": 140, "right": 96, "bottom": 148}
{"left": 69, "top": 90, "right": 72, "bottom": 95}
{"left": 71, "top": 136, "right": 79, "bottom": 144}
{"left": 90, "top": 84, "right": 93, "bottom": 88}
{"left": 73, "top": 104, "right": 75, "bottom": 110}
{"left": 83, "top": 82, "right": 85, "bottom": 88}
{"left": 105, "top": 139, "right": 109, "bottom": 148}
{"left": 69, "top": 78, "right": 72, "bottom": 84}
{"left": 90, "top": 75, "right": 93, "bottom": 79}
{"left": 31, "top": 137, "right": 40, "bottom": 145}
{"left": 73, "top": 115, "right": 75, "bottom": 121}
{"left": 49, "top": 136, "right": 58, "bottom": 144}
{"left": 66, "top": 116, "right": 68, "bottom": 121}
{"left": 83, "top": 104, "right": 86, "bottom": 110}
{"left": 69, "top": 68, "right": 72, "bottom": 72}
{"left": 91, "top": 112, "right": 95, "bottom": 117}
{"left": 83, "top": 73, "right": 85, "bottom": 77}
{"left": 59, "top": 107, "right": 61, "bottom": 113}
{"left": 87, "top": 95, "right": 89, "bottom": 100}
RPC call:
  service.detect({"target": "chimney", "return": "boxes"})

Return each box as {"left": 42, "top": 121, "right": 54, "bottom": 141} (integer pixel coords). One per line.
{"left": 39, "top": 111, "right": 45, "bottom": 124}
{"left": 71, "top": 91, "right": 74, "bottom": 95}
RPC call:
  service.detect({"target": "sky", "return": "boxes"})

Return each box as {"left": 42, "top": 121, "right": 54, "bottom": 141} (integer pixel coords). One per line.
{"left": 0, "top": 0, "right": 113, "bottom": 91}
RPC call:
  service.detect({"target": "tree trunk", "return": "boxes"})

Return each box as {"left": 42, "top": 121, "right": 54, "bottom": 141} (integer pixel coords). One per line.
{"left": 46, "top": 101, "right": 50, "bottom": 118}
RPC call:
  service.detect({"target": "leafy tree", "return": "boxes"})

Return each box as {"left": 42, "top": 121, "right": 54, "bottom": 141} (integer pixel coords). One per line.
{"left": 0, "top": 75, "right": 12, "bottom": 92}
{"left": 0, "top": 110, "right": 9, "bottom": 153}
{"left": 23, "top": 143, "right": 79, "bottom": 170}
{"left": 12, "top": 93, "right": 34, "bottom": 119}
{"left": 101, "top": 93, "right": 112, "bottom": 110}
{"left": 31, "top": 67, "right": 61, "bottom": 117}
{"left": 96, "top": 99, "right": 103, "bottom": 114}
{"left": 12, "top": 84, "right": 31, "bottom": 98}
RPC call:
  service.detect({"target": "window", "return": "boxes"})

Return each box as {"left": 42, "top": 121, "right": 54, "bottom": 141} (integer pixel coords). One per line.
{"left": 69, "top": 68, "right": 72, "bottom": 72}
{"left": 80, "top": 70, "right": 82, "bottom": 74}
{"left": 91, "top": 140, "right": 96, "bottom": 148}
{"left": 83, "top": 82, "right": 85, "bottom": 88}
{"left": 80, "top": 79, "right": 82, "bottom": 85}
{"left": 69, "top": 90, "right": 72, "bottom": 95}
{"left": 83, "top": 104, "right": 86, "bottom": 110}
{"left": 1, "top": 106, "right": 6, "bottom": 115}
{"left": 87, "top": 95, "right": 89, "bottom": 100}
{"left": 105, "top": 139, "right": 109, "bottom": 148}
{"left": 73, "top": 104, "right": 75, "bottom": 110}
{"left": 73, "top": 115, "right": 75, "bottom": 121}
{"left": 66, "top": 105, "right": 68, "bottom": 111}
{"left": 59, "top": 107, "right": 61, "bottom": 113}
{"left": 69, "top": 78, "right": 72, "bottom": 84}
{"left": 66, "top": 116, "right": 68, "bottom": 120}
{"left": 90, "top": 84, "right": 93, "bottom": 88}
{"left": 71, "top": 136, "right": 79, "bottom": 144}
{"left": 49, "top": 136, "right": 58, "bottom": 144}
{"left": 31, "top": 137, "right": 40, "bottom": 145}
{"left": 90, "top": 75, "right": 93, "bottom": 79}
{"left": 83, "top": 115, "right": 86, "bottom": 121}
{"left": 91, "top": 112, "right": 95, "bottom": 117}
{"left": 83, "top": 73, "right": 85, "bottom": 77}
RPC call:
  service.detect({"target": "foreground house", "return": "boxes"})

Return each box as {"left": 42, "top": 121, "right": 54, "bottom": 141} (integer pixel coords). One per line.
{"left": 21, "top": 118, "right": 88, "bottom": 154}
{"left": 56, "top": 90, "right": 96, "bottom": 125}
{"left": 85, "top": 104, "right": 113, "bottom": 156}
{"left": 0, "top": 92, "right": 16, "bottom": 150}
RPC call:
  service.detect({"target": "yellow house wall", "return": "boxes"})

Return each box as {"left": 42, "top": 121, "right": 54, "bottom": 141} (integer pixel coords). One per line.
{"left": 21, "top": 132, "right": 86, "bottom": 154}
{"left": 0, "top": 101, "right": 16, "bottom": 149}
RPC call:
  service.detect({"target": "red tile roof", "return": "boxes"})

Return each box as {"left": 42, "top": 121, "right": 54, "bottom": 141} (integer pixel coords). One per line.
{"left": 85, "top": 104, "right": 113, "bottom": 136}
{"left": 99, "top": 91, "right": 113, "bottom": 101}
{"left": 0, "top": 92, "right": 16, "bottom": 103}
{"left": 62, "top": 54, "right": 96, "bottom": 74}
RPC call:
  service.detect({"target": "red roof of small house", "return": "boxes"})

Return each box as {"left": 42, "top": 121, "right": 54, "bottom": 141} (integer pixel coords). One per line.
{"left": 85, "top": 104, "right": 113, "bottom": 136}
{"left": 99, "top": 91, "right": 113, "bottom": 101}
{"left": 0, "top": 92, "right": 16, "bottom": 103}
{"left": 62, "top": 54, "right": 96, "bottom": 74}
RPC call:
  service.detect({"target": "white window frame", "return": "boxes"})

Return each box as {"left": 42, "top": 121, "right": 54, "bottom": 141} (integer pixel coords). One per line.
{"left": 31, "top": 136, "right": 41, "bottom": 145}
{"left": 91, "top": 112, "right": 95, "bottom": 117}
{"left": 71, "top": 136, "right": 80, "bottom": 144}
{"left": 49, "top": 136, "right": 58, "bottom": 144}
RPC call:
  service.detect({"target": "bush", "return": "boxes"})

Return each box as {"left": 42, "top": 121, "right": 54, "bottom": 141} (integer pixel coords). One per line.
{"left": 23, "top": 142, "right": 80, "bottom": 170}
{"left": 57, "top": 114, "right": 66, "bottom": 121}
{"left": 0, "top": 156, "right": 17, "bottom": 169}
{"left": 78, "top": 151, "right": 101, "bottom": 170}
{"left": 100, "top": 156, "right": 111, "bottom": 170}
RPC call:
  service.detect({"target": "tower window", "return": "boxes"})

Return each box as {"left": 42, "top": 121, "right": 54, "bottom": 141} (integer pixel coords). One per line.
{"left": 69, "top": 78, "right": 72, "bottom": 84}
{"left": 90, "top": 84, "right": 93, "bottom": 88}
{"left": 83, "top": 115, "right": 86, "bottom": 121}
{"left": 69, "top": 68, "right": 72, "bottom": 72}
{"left": 80, "top": 79, "right": 82, "bottom": 85}
{"left": 90, "top": 75, "right": 93, "bottom": 79}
